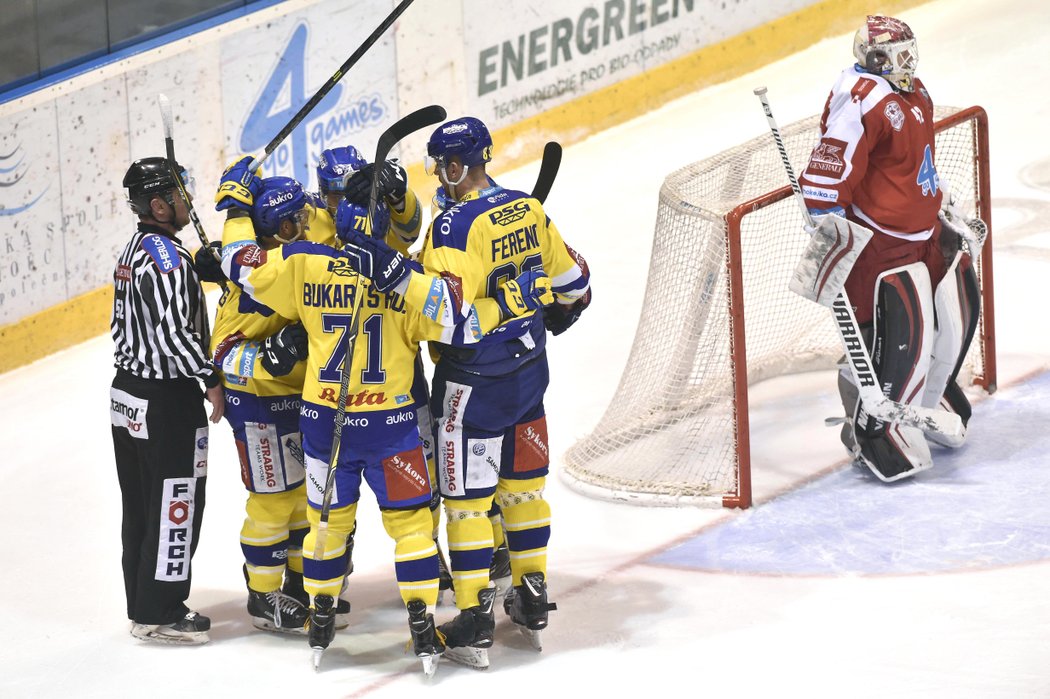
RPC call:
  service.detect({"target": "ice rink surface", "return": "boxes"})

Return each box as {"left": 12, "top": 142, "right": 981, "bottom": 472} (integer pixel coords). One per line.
{"left": 3, "top": 0, "right": 1049, "bottom": 696}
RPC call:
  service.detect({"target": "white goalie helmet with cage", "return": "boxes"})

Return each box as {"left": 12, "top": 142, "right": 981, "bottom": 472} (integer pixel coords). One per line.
{"left": 853, "top": 15, "right": 919, "bottom": 92}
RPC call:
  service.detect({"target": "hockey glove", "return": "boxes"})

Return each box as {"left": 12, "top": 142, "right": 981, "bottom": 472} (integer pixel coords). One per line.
{"left": 334, "top": 199, "right": 391, "bottom": 244}
{"left": 790, "top": 212, "right": 872, "bottom": 307}
{"left": 214, "top": 156, "right": 263, "bottom": 212}
{"left": 496, "top": 269, "right": 555, "bottom": 322}
{"left": 337, "top": 220, "right": 419, "bottom": 294}
{"left": 544, "top": 289, "right": 591, "bottom": 335}
{"left": 938, "top": 182, "right": 988, "bottom": 260}
{"left": 261, "top": 323, "right": 308, "bottom": 377}
{"left": 341, "top": 160, "right": 408, "bottom": 207}
{"left": 192, "top": 241, "right": 226, "bottom": 283}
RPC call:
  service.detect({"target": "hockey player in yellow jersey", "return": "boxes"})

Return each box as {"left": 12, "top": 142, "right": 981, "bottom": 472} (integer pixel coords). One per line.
{"left": 220, "top": 177, "right": 553, "bottom": 673}
{"left": 337, "top": 116, "right": 591, "bottom": 668}
{"left": 206, "top": 149, "right": 422, "bottom": 635}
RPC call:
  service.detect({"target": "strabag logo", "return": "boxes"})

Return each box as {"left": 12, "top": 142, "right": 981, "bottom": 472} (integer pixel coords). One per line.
{"left": 156, "top": 478, "right": 197, "bottom": 581}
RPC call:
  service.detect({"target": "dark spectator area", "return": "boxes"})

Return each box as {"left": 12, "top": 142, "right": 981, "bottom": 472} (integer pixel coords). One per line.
{"left": 0, "top": 0, "right": 272, "bottom": 96}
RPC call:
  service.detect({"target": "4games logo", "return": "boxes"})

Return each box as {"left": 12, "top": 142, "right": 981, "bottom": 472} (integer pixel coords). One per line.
{"left": 238, "top": 22, "right": 390, "bottom": 189}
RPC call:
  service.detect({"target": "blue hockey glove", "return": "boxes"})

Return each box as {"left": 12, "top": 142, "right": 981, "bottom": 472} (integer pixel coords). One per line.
{"left": 496, "top": 269, "right": 554, "bottom": 321}
{"left": 261, "top": 323, "right": 308, "bottom": 377}
{"left": 192, "top": 241, "right": 225, "bottom": 283}
{"left": 214, "top": 156, "right": 263, "bottom": 212}
{"left": 543, "top": 289, "right": 591, "bottom": 335}
{"left": 336, "top": 214, "right": 417, "bottom": 293}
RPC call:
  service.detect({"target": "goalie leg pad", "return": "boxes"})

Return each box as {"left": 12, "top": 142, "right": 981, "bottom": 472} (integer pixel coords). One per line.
{"left": 922, "top": 251, "right": 981, "bottom": 447}
{"left": 855, "top": 262, "right": 934, "bottom": 481}
{"left": 790, "top": 214, "right": 874, "bottom": 307}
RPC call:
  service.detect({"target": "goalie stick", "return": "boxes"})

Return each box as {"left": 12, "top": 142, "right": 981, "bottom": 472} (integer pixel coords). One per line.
{"left": 753, "top": 86, "right": 962, "bottom": 439}
{"left": 249, "top": 0, "right": 416, "bottom": 171}
{"left": 157, "top": 93, "right": 227, "bottom": 294}
{"left": 312, "top": 104, "right": 448, "bottom": 566}
{"left": 531, "top": 141, "right": 562, "bottom": 204}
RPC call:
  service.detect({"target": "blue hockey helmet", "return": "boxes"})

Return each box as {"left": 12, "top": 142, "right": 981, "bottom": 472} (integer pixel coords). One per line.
{"left": 425, "top": 117, "right": 493, "bottom": 176}
{"left": 317, "top": 145, "right": 368, "bottom": 197}
{"left": 334, "top": 199, "right": 391, "bottom": 245}
{"left": 251, "top": 176, "right": 310, "bottom": 242}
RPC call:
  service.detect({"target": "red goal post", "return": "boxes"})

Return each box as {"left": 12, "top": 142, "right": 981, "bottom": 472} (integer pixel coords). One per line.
{"left": 562, "top": 106, "right": 995, "bottom": 509}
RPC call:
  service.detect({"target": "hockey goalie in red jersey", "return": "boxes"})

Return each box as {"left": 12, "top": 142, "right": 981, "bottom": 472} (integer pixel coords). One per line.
{"left": 796, "top": 15, "right": 986, "bottom": 482}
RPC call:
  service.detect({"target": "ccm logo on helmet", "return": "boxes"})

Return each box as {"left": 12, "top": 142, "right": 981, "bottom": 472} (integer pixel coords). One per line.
{"left": 443, "top": 124, "right": 469, "bottom": 134}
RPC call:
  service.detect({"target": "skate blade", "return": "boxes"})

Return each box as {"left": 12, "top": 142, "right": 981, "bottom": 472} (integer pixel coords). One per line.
{"left": 442, "top": 645, "right": 489, "bottom": 670}
{"left": 131, "top": 625, "right": 209, "bottom": 645}
{"left": 419, "top": 653, "right": 441, "bottom": 677}
{"left": 251, "top": 618, "right": 308, "bottom": 635}
{"left": 311, "top": 647, "right": 325, "bottom": 671}
{"left": 517, "top": 626, "right": 543, "bottom": 652}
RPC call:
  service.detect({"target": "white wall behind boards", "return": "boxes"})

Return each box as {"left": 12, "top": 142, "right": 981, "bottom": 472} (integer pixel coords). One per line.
{"left": 0, "top": 0, "right": 819, "bottom": 327}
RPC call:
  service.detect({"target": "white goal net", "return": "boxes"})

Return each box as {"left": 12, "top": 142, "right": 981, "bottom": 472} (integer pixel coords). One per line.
{"left": 562, "top": 106, "right": 995, "bottom": 508}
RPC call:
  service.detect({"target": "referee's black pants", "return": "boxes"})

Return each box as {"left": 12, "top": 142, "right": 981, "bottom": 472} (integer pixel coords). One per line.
{"left": 111, "top": 370, "right": 208, "bottom": 625}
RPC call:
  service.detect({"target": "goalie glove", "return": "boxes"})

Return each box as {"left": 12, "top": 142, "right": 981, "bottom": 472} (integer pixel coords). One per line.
{"left": 938, "top": 183, "right": 988, "bottom": 260}
{"left": 790, "top": 212, "right": 873, "bottom": 307}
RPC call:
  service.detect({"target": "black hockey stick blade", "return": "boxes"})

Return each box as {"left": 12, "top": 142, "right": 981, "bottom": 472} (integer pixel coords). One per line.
{"left": 531, "top": 141, "right": 562, "bottom": 204}
{"left": 250, "top": 0, "right": 417, "bottom": 171}
{"left": 365, "top": 104, "right": 447, "bottom": 236}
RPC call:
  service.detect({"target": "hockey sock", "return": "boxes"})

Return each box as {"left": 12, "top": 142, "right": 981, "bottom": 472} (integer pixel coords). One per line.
{"left": 498, "top": 477, "right": 550, "bottom": 585}
{"left": 445, "top": 497, "right": 495, "bottom": 610}
{"left": 303, "top": 502, "right": 357, "bottom": 599}
{"left": 381, "top": 507, "right": 440, "bottom": 607}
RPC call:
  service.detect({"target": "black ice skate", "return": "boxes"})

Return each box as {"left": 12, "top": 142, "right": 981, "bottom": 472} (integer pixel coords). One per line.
{"left": 130, "top": 611, "right": 211, "bottom": 645}
{"left": 247, "top": 589, "right": 309, "bottom": 635}
{"left": 407, "top": 599, "right": 444, "bottom": 677}
{"left": 282, "top": 571, "right": 351, "bottom": 629}
{"left": 503, "top": 572, "right": 557, "bottom": 651}
{"left": 309, "top": 594, "right": 336, "bottom": 671}
{"left": 489, "top": 542, "right": 512, "bottom": 597}
{"left": 436, "top": 586, "right": 496, "bottom": 670}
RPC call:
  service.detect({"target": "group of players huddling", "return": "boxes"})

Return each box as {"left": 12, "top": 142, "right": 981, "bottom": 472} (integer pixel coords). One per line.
{"left": 195, "top": 115, "right": 590, "bottom": 674}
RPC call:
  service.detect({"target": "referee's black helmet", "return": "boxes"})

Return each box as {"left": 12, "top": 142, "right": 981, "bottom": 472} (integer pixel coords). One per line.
{"left": 123, "top": 157, "right": 182, "bottom": 215}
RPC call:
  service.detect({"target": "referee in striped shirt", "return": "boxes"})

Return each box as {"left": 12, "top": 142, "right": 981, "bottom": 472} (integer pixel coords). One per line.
{"left": 110, "top": 156, "right": 223, "bottom": 645}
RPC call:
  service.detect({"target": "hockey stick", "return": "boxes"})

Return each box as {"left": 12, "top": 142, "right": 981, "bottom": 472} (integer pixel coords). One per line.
{"left": 312, "top": 104, "right": 448, "bottom": 563}
{"left": 157, "top": 93, "right": 228, "bottom": 294}
{"left": 753, "top": 86, "right": 962, "bottom": 439}
{"left": 531, "top": 141, "right": 562, "bottom": 204}
{"left": 249, "top": 0, "right": 416, "bottom": 172}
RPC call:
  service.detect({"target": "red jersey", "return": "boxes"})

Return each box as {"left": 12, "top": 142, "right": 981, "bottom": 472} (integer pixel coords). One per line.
{"left": 800, "top": 66, "right": 942, "bottom": 241}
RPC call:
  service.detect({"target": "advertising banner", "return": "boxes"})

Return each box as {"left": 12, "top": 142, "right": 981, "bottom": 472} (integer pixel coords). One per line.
{"left": 462, "top": 0, "right": 816, "bottom": 128}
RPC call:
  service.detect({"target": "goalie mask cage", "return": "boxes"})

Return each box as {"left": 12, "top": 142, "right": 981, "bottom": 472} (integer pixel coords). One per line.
{"left": 563, "top": 105, "right": 995, "bottom": 509}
